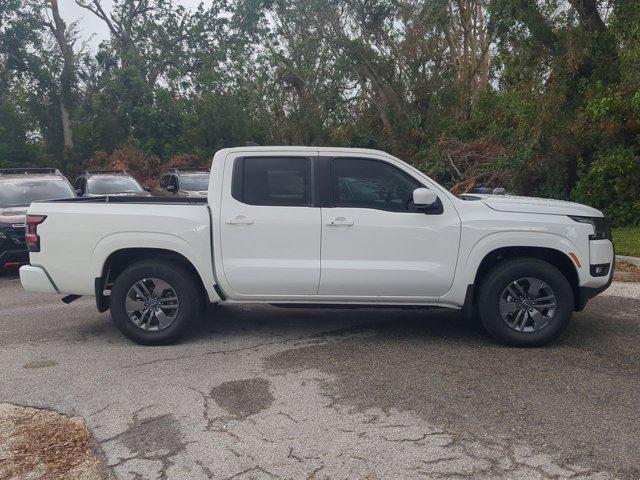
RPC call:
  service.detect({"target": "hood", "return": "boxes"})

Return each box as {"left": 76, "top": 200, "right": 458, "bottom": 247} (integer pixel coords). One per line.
{"left": 0, "top": 206, "right": 28, "bottom": 226}
{"left": 476, "top": 194, "right": 603, "bottom": 217}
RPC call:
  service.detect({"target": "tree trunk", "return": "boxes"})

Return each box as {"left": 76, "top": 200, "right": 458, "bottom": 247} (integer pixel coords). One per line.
{"left": 446, "top": 0, "right": 491, "bottom": 119}
{"left": 49, "top": 0, "right": 75, "bottom": 152}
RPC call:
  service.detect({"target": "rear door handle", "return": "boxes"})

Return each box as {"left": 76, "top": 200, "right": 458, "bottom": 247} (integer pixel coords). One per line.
{"left": 226, "top": 215, "right": 253, "bottom": 225}
{"left": 326, "top": 217, "right": 354, "bottom": 226}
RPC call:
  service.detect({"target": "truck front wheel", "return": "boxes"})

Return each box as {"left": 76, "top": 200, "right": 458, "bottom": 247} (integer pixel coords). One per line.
{"left": 477, "top": 258, "right": 574, "bottom": 347}
{"left": 109, "top": 260, "right": 202, "bottom": 345}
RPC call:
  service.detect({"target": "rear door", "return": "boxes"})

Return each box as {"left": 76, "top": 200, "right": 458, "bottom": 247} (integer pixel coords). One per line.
{"left": 219, "top": 152, "right": 321, "bottom": 296}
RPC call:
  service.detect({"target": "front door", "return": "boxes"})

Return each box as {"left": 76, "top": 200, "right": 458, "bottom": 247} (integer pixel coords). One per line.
{"left": 319, "top": 156, "right": 461, "bottom": 298}
{"left": 220, "top": 153, "right": 321, "bottom": 296}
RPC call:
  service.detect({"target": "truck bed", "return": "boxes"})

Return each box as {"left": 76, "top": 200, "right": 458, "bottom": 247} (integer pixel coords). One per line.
{"left": 25, "top": 197, "right": 215, "bottom": 297}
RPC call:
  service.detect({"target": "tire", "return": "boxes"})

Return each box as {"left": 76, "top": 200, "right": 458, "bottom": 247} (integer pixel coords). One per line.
{"left": 477, "top": 257, "right": 574, "bottom": 347}
{"left": 109, "top": 259, "right": 202, "bottom": 345}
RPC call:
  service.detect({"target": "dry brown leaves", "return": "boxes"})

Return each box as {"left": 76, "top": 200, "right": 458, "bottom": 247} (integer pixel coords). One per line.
{"left": 438, "top": 137, "right": 506, "bottom": 195}
{"left": 82, "top": 148, "right": 207, "bottom": 189}
{"left": 0, "top": 404, "right": 105, "bottom": 480}
{"left": 614, "top": 262, "right": 640, "bottom": 283}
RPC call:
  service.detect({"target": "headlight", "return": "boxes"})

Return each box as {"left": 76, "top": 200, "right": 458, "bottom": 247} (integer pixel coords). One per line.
{"left": 0, "top": 227, "right": 8, "bottom": 240}
{"left": 569, "top": 216, "right": 612, "bottom": 240}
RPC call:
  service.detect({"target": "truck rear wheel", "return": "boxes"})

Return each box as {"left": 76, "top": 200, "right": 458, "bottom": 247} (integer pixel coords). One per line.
{"left": 109, "top": 260, "right": 202, "bottom": 345}
{"left": 477, "top": 258, "right": 574, "bottom": 347}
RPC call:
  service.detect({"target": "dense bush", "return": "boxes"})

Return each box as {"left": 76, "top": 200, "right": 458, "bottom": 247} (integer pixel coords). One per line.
{"left": 573, "top": 148, "right": 640, "bottom": 226}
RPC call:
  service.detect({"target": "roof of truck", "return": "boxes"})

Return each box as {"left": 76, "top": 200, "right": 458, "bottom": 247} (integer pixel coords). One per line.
{"left": 215, "top": 146, "right": 390, "bottom": 156}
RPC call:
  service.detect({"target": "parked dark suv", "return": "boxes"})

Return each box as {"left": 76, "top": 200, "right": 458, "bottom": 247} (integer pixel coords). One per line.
{"left": 157, "top": 167, "right": 210, "bottom": 197}
{"left": 74, "top": 170, "right": 151, "bottom": 197}
{"left": 0, "top": 168, "right": 76, "bottom": 273}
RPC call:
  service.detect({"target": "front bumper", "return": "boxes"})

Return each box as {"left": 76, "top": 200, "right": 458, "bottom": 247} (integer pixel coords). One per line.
{"left": 19, "top": 265, "right": 58, "bottom": 293}
{"left": 576, "top": 258, "right": 615, "bottom": 311}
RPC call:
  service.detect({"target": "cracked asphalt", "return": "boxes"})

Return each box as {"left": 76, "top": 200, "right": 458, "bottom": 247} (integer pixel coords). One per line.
{"left": 0, "top": 273, "right": 639, "bottom": 480}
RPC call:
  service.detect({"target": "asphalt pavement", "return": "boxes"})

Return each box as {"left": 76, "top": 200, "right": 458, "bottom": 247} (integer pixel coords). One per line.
{"left": 0, "top": 272, "right": 638, "bottom": 480}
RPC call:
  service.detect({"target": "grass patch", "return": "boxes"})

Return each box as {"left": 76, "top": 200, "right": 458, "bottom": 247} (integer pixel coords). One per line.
{"left": 612, "top": 227, "right": 640, "bottom": 257}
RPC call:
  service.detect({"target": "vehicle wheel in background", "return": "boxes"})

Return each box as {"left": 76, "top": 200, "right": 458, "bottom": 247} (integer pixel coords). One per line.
{"left": 477, "top": 258, "right": 574, "bottom": 347}
{"left": 109, "top": 260, "right": 202, "bottom": 345}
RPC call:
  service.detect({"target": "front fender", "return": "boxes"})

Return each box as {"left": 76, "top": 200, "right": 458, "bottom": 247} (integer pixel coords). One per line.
{"left": 461, "top": 231, "right": 582, "bottom": 287}
{"left": 440, "top": 231, "right": 584, "bottom": 307}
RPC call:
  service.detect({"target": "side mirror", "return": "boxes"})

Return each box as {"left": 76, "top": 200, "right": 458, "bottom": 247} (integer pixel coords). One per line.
{"left": 75, "top": 189, "right": 82, "bottom": 196}
{"left": 143, "top": 186, "right": 151, "bottom": 192}
{"left": 413, "top": 188, "right": 438, "bottom": 207}
{"left": 166, "top": 185, "right": 177, "bottom": 193}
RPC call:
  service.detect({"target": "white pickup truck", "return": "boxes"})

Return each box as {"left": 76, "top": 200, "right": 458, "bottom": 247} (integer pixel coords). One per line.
{"left": 20, "top": 146, "right": 614, "bottom": 346}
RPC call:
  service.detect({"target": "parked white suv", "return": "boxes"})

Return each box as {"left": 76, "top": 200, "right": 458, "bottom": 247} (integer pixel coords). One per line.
{"left": 19, "top": 147, "right": 614, "bottom": 346}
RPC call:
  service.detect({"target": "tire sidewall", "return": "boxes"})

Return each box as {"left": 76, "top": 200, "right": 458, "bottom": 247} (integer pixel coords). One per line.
{"left": 478, "top": 259, "right": 574, "bottom": 347}
{"left": 110, "top": 261, "right": 200, "bottom": 345}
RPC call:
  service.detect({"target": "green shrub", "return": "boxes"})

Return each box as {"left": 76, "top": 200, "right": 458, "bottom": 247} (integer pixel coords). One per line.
{"left": 573, "top": 147, "right": 640, "bottom": 226}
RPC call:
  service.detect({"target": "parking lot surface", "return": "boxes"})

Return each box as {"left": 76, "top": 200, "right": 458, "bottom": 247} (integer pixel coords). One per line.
{"left": 1, "top": 273, "right": 639, "bottom": 480}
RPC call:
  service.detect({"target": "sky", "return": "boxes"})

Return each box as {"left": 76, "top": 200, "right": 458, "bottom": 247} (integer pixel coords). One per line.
{"left": 56, "top": 0, "right": 208, "bottom": 51}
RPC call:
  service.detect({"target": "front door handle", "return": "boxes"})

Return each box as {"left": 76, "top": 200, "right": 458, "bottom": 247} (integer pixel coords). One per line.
{"left": 326, "top": 217, "right": 354, "bottom": 226}
{"left": 227, "top": 215, "right": 253, "bottom": 225}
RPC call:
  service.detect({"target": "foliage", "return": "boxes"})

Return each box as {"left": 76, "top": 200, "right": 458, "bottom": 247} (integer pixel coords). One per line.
{"left": 83, "top": 143, "right": 161, "bottom": 187}
{"left": 573, "top": 147, "right": 640, "bottom": 226}
{"left": 612, "top": 227, "right": 640, "bottom": 257}
{"left": 0, "top": 0, "right": 639, "bottom": 225}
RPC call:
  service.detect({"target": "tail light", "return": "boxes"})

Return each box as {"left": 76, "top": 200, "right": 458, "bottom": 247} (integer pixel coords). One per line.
{"left": 25, "top": 215, "right": 47, "bottom": 252}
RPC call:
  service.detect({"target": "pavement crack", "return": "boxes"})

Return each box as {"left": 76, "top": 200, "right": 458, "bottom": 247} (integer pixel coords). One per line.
{"left": 287, "top": 447, "right": 304, "bottom": 463}
{"left": 381, "top": 433, "right": 431, "bottom": 444}
{"left": 277, "top": 411, "right": 299, "bottom": 424}
{"left": 122, "top": 326, "right": 375, "bottom": 370}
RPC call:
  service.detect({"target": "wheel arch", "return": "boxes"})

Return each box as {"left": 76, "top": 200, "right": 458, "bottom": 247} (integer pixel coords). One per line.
{"left": 471, "top": 246, "right": 581, "bottom": 311}
{"left": 91, "top": 232, "right": 221, "bottom": 312}
{"left": 95, "top": 247, "right": 213, "bottom": 312}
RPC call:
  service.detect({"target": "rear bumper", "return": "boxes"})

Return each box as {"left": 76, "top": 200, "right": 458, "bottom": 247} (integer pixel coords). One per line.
{"left": 19, "top": 265, "right": 58, "bottom": 294}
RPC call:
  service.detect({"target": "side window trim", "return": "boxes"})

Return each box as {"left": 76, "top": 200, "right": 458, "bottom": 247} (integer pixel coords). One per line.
{"left": 231, "top": 155, "right": 314, "bottom": 207}
{"left": 328, "top": 156, "right": 425, "bottom": 213}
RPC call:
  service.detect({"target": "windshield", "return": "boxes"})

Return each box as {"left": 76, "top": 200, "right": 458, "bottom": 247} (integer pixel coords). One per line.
{"left": 87, "top": 176, "right": 143, "bottom": 194}
{"left": 0, "top": 179, "right": 75, "bottom": 207}
{"left": 179, "top": 174, "right": 209, "bottom": 192}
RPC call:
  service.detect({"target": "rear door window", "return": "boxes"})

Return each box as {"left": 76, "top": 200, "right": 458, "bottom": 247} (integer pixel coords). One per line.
{"left": 233, "top": 157, "right": 311, "bottom": 207}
